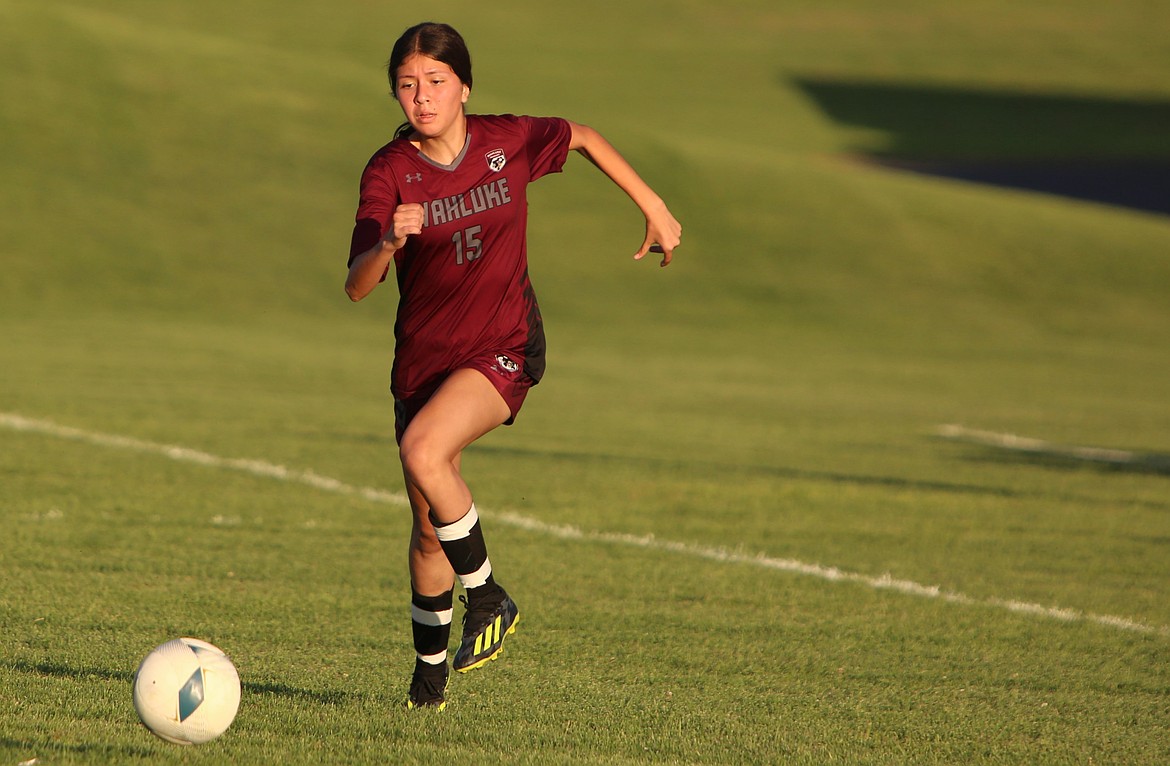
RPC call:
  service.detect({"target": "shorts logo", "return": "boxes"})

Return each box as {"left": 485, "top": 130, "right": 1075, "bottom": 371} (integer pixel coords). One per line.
{"left": 486, "top": 149, "right": 506, "bottom": 172}
{"left": 494, "top": 354, "right": 519, "bottom": 373}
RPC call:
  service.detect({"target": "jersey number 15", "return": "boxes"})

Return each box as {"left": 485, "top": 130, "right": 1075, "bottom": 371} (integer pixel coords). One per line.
{"left": 452, "top": 225, "right": 483, "bottom": 265}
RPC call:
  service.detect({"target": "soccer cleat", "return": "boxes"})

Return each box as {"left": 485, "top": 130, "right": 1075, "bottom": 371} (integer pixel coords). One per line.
{"left": 405, "top": 661, "right": 449, "bottom": 711}
{"left": 452, "top": 591, "right": 519, "bottom": 673}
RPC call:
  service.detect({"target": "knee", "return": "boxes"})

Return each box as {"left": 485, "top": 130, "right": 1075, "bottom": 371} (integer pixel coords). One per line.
{"left": 399, "top": 433, "right": 448, "bottom": 489}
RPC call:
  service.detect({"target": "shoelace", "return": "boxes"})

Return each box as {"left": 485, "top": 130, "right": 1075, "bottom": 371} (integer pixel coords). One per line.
{"left": 459, "top": 593, "right": 501, "bottom": 631}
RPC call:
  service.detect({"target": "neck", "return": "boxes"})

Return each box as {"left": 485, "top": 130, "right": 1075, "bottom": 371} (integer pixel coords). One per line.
{"left": 414, "top": 114, "right": 468, "bottom": 165}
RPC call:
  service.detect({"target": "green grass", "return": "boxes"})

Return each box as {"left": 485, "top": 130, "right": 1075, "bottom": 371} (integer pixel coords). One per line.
{"left": 3, "top": 0, "right": 1170, "bottom": 763}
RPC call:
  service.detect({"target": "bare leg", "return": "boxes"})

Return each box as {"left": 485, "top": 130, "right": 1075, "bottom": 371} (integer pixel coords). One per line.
{"left": 405, "top": 472, "right": 456, "bottom": 596}
{"left": 400, "top": 368, "right": 511, "bottom": 593}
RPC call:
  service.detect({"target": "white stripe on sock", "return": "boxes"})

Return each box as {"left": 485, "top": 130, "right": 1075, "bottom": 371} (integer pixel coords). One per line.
{"left": 411, "top": 604, "right": 453, "bottom": 626}
{"left": 433, "top": 503, "right": 479, "bottom": 542}
{"left": 417, "top": 650, "right": 447, "bottom": 665}
{"left": 458, "top": 557, "right": 493, "bottom": 589}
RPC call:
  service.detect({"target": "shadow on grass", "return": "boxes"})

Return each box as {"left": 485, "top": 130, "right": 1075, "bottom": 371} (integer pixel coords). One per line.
{"left": 934, "top": 425, "right": 1170, "bottom": 478}
{"left": 470, "top": 442, "right": 1170, "bottom": 512}
{"left": 949, "top": 449, "right": 1170, "bottom": 478}
{"left": 5, "top": 659, "right": 352, "bottom": 706}
{"left": 470, "top": 442, "right": 1020, "bottom": 497}
{"left": 7, "top": 659, "right": 134, "bottom": 684}
{"left": 0, "top": 737, "right": 157, "bottom": 761}
{"left": 794, "top": 77, "right": 1170, "bottom": 214}
{"left": 244, "top": 679, "right": 352, "bottom": 706}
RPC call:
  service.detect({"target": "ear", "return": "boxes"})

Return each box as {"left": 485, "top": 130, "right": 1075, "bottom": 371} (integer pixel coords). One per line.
{"left": 461, "top": 85, "right": 470, "bottom": 103}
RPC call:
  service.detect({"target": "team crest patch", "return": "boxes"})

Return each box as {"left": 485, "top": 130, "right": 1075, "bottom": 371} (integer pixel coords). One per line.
{"left": 494, "top": 354, "right": 519, "bottom": 373}
{"left": 486, "top": 148, "right": 506, "bottom": 172}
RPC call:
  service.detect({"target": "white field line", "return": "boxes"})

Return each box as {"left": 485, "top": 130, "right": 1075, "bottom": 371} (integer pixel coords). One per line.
{"left": 4, "top": 411, "right": 1167, "bottom": 638}
{"left": 936, "top": 424, "right": 1170, "bottom": 472}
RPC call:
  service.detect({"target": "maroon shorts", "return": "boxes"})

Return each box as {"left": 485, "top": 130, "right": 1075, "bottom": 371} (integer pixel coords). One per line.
{"left": 393, "top": 350, "right": 536, "bottom": 444}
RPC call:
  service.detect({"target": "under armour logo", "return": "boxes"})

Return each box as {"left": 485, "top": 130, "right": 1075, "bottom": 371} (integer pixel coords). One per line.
{"left": 405, "top": 173, "right": 422, "bottom": 183}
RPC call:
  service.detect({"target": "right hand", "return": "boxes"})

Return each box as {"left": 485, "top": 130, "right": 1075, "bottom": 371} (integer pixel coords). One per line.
{"left": 385, "top": 203, "right": 425, "bottom": 249}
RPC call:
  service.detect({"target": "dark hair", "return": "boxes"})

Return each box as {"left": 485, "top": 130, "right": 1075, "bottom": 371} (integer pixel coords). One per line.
{"left": 388, "top": 22, "right": 472, "bottom": 140}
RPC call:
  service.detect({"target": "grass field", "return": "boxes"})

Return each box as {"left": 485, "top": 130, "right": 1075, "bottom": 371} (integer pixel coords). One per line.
{"left": 3, "top": 1, "right": 1170, "bottom": 763}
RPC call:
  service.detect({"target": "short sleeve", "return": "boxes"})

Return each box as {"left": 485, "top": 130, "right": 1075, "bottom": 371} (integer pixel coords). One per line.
{"left": 348, "top": 153, "right": 400, "bottom": 268}
{"left": 520, "top": 116, "right": 572, "bottom": 182}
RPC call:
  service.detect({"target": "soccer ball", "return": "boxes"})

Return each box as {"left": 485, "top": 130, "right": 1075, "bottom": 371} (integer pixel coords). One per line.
{"left": 132, "top": 637, "right": 241, "bottom": 745}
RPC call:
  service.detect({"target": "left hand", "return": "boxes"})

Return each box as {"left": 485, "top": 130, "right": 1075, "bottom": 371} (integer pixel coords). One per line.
{"left": 634, "top": 202, "right": 682, "bottom": 267}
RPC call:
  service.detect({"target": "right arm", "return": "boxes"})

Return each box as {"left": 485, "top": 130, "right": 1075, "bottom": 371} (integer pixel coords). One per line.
{"left": 345, "top": 203, "right": 424, "bottom": 302}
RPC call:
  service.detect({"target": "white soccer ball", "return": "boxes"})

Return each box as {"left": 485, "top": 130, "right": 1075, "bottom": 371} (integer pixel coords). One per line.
{"left": 132, "top": 637, "right": 241, "bottom": 745}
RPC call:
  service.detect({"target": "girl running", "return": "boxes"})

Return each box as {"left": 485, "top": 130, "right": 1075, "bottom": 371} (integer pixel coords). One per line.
{"left": 345, "top": 21, "right": 681, "bottom": 710}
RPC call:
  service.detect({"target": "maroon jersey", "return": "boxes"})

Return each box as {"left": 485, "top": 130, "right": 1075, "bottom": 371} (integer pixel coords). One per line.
{"left": 349, "top": 114, "right": 572, "bottom": 400}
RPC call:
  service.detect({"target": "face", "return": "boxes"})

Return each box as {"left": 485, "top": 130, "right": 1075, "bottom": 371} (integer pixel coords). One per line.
{"left": 394, "top": 54, "right": 469, "bottom": 141}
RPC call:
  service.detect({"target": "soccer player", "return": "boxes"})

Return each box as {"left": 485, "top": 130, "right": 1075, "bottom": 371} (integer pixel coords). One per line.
{"left": 345, "top": 21, "right": 682, "bottom": 711}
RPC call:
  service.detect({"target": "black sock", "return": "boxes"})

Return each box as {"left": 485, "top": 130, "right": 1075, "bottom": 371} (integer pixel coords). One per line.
{"left": 411, "top": 588, "right": 453, "bottom": 669}
{"left": 431, "top": 504, "right": 503, "bottom": 605}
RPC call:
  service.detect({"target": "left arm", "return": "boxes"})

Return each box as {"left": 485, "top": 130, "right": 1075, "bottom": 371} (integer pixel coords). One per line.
{"left": 568, "top": 121, "right": 682, "bottom": 266}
